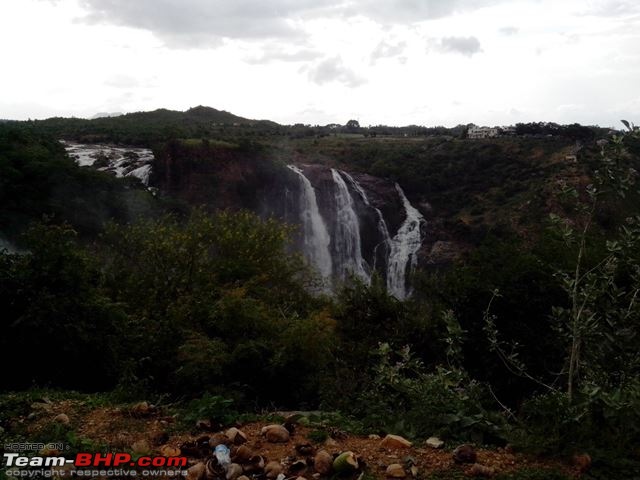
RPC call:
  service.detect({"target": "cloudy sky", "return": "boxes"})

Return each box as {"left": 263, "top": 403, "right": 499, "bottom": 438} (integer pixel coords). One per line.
{"left": 1, "top": 0, "right": 639, "bottom": 127}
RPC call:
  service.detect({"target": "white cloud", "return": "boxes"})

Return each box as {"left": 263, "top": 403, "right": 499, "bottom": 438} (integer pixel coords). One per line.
{"left": 0, "top": 0, "right": 638, "bottom": 128}
{"left": 437, "top": 36, "right": 482, "bottom": 56}
{"left": 306, "top": 57, "right": 367, "bottom": 88}
{"left": 370, "top": 39, "right": 407, "bottom": 63}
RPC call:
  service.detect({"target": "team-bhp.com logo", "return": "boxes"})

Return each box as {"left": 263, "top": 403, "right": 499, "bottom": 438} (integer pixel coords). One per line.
{"left": 3, "top": 452, "right": 188, "bottom": 477}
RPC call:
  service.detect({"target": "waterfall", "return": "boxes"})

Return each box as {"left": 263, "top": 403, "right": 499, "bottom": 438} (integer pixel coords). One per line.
{"left": 286, "top": 165, "right": 333, "bottom": 280}
{"left": 330, "top": 169, "right": 370, "bottom": 283}
{"left": 387, "top": 184, "right": 425, "bottom": 299}
{"left": 340, "top": 171, "right": 392, "bottom": 270}
{"left": 286, "top": 165, "right": 424, "bottom": 298}
{"left": 128, "top": 164, "right": 152, "bottom": 186}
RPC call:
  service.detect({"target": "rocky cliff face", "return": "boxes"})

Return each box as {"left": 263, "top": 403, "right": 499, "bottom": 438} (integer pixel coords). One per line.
{"left": 150, "top": 142, "right": 437, "bottom": 297}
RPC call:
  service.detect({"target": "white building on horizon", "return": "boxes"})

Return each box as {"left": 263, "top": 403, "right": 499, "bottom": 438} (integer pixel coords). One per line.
{"left": 468, "top": 125, "right": 499, "bottom": 139}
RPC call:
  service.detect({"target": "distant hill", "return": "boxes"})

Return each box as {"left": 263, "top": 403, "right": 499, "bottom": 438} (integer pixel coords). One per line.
{"left": 29, "top": 106, "right": 281, "bottom": 146}
{"left": 91, "top": 112, "right": 123, "bottom": 119}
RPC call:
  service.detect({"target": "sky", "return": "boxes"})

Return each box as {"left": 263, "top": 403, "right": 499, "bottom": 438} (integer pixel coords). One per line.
{"left": 1, "top": 0, "right": 639, "bottom": 127}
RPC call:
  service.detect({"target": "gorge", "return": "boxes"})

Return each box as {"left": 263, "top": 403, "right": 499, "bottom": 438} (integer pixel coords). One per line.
{"left": 64, "top": 142, "right": 427, "bottom": 298}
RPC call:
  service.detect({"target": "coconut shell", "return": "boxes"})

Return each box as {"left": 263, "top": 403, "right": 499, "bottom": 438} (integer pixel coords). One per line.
{"left": 265, "top": 461, "right": 283, "bottom": 479}
{"left": 54, "top": 413, "right": 70, "bottom": 425}
{"left": 453, "top": 444, "right": 477, "bottom": 464}
{"left": 573, "top": 454, "right": 591, "bottom": 473}
{"left": 466, "top": 464, "right": 495, "bottom": 477}
{"left": 261, "top": 424, "right": 290, "bottom": 443}
{"left": 380, "top": 435, "right": 412, "bottom": 450}
{"left": 385, "top": 464, "right": 406, "bottom": 478}
{"left": 205, "top": 458, "right": 224, "bottom": 480}
{"left": 130, "top": 401, "right": 155, "bottom": 418}
{"left": 226, "top": 463, "right": 244, "bottom": 480}
{"left": 150, "top": 431, "right": 170, "bottom": 446}
{"left": 226, "top": 427, "right": 248, "bottom": 445}
{"left": 295, "top": 442, "right": 315, "bottom": 456}
{"left": 243, "top": 455, "right": 265, "bottom": 474}
{"left": 159, "top": 445, "right": 181, "bottom": 457}
{"left": 314, "top": 450, "right": 333, "bottom": 475}
{"left": 425, "top": 437, "right": 444, "bottom": 449}
{"left": 232, "top": 445, "right": 252, "bottom": 464}
{"left": 209, "top": 433, "right": 231, "bottom": 448}
{"left": 332, "top": 451, "right": 359, "bottom": 474}
{"left": 131, "top": 439, "right": 151, "bottom": 456}
{"left": 288, "top": 460, "right": 308, "bottom": 475}
{"left": 186, "top": 463, "right": 206, "bottom": 480}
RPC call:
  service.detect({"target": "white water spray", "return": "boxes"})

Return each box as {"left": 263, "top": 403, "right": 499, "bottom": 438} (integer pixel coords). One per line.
{"left": 287, "top": 165, "right": 333, "bottom": 280}
{"left": 387, "top": 184, "right": 425, "bottom": 299}
{"left": 330, "top": 169, "right": 370, "bottom": 283}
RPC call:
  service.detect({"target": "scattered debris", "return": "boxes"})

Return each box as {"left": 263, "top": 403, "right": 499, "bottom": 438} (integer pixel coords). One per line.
{"left": 14, "top": 399, "right": 580, "bottom": 480}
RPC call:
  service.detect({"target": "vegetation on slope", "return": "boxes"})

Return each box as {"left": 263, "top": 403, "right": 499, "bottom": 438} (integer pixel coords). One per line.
{"left": 1, "top": 117, "right": 640, "bottom": 478}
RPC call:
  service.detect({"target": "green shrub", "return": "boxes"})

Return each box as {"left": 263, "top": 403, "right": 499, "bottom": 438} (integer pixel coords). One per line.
{"left": 349, "top": 343, "right": 508, "bottom": 443}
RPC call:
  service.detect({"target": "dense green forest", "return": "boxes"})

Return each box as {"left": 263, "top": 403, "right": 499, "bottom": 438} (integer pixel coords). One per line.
{"left": 1, "top": 116, "right": 640, "bottom": 479}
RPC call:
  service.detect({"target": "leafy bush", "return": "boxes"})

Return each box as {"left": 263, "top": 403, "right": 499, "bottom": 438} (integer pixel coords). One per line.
{"left": 512, "top": 380, "right": 640, "bottom": 455}
{"left": 0, "top": 223, "right": 126, "bottom": 391}
{"left": 349, "top": 343, "right": 507, "bottom": 443}
{"left": 181, "top": 394, "right": 238, "bottom": 427}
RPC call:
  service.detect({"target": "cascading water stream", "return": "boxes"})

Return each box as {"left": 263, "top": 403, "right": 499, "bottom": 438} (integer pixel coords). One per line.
{"left": 387, "top": 184, "right": 425, "bottom": 299}
{"left": 286, "top": 165, "right": 333, "bottom": 280}
{"left": 340, "top": 171, "right": 392, "bottom": 270}
{"left": 330, "top": 169, "right": 370, "bottom": 283}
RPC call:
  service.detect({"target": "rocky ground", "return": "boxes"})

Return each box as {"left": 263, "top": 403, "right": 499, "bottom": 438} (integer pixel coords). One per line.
{"left": 3, "top": 398, "right": 589, "bottom": 480}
